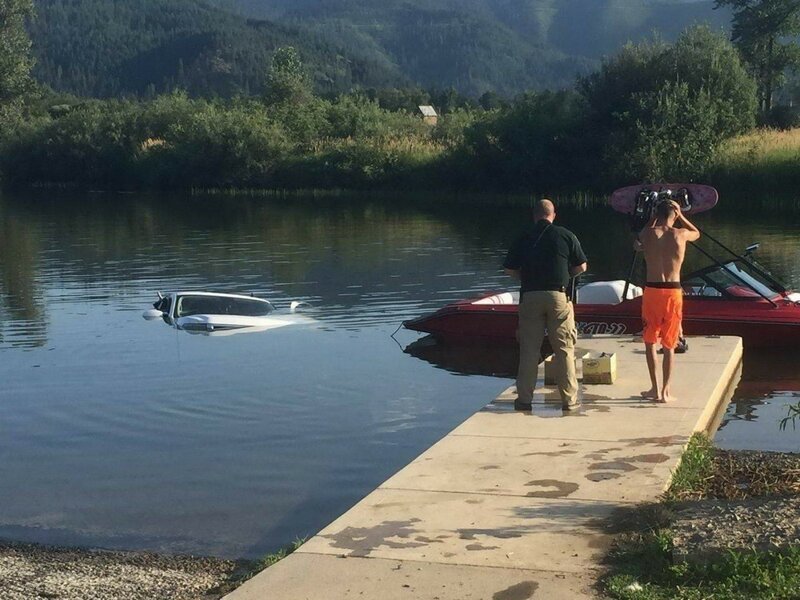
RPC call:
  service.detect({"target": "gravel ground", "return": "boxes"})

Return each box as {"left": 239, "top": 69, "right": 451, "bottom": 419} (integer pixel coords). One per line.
{"left": 670, "top": 449, "right": 800, "bottom": 563}
{"left": 0, "top": 541, "right": 243, "bottom": 600}
{"left": 672, "top": 496, "right": 800, "bottom": 562}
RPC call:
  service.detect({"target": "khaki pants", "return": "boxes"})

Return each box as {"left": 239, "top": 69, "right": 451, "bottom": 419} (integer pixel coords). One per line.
{"left": 516, "top": 291, "right": 578, "bottom": 405}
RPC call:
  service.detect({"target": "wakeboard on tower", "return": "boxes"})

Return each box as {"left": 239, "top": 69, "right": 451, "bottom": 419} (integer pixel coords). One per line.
{"left": 610, "top": 183, "right": 718, "bottom": 231}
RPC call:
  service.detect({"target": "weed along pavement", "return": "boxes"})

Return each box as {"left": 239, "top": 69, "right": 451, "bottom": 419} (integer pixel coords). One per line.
{"left": 225, "top": 335, "right": 743, "bottom": 600}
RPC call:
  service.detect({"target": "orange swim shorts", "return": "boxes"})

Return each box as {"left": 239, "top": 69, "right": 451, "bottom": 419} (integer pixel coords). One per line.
{"left": 642, "top": 286, "right": 683, "bottom": 350}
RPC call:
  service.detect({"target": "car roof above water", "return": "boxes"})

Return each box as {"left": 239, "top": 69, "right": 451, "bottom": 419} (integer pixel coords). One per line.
{"left": 169, "top": 291, "right": 270, "bottom": 301}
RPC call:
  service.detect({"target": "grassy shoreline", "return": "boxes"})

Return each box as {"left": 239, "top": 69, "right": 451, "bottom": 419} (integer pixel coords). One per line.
{"left": 603, "top": 435, "right": 800, "bottom": 600}
{"left": 709, "top": 129, "right": 800, "bottom": 196}
{"left": 7, "top": 124, "right": 800, "bottom": 205}
{"left": 193, "top": 125, "right": 800, "bottom": 207}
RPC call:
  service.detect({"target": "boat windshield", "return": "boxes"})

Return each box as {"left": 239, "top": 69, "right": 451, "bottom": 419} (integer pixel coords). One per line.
{"left": 176, "top": 295, "right": 274, "bottom": 317}
{"left": 683, "top": 260, "right": 780, "bottom": 299}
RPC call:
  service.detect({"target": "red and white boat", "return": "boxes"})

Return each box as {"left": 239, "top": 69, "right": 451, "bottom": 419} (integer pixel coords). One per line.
{"left": 404, "top": 257, "right": 800, "bottom": 348}
{"left": 405, "top": 183, "right": 800, "bottom": 349}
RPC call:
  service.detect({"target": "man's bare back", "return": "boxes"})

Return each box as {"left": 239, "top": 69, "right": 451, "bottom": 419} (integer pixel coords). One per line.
{"left": 639, "top": 226, "right": 688, "bottom": 282}
{"left": 634, "top": 200, "right": 700, "bottom": 403}
{"left": 636, "top": 201, "right": 700, "bottom": 280}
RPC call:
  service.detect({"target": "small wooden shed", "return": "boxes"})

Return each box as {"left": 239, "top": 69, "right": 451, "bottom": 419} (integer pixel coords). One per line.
{"left": 418, "top": 105, "right": 438, "bottom": 125}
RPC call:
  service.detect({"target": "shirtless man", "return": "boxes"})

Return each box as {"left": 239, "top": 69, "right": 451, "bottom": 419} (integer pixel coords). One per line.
{"left": 635, "top": 200, "right": 700, "bottom": 402}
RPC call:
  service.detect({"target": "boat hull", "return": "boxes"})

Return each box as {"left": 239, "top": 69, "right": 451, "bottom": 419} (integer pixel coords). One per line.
{"left": 404, "top": 293, "right": 800, "bottom": 348}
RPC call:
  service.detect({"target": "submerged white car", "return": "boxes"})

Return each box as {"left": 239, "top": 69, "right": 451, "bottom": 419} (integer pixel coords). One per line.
{"left": 143, "top": 291, "right": 310, "bottom": 334}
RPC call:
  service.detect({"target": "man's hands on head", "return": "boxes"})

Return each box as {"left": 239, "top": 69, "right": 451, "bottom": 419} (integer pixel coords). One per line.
{"left": 668, "top": 200, "right": 684, "bottom": 224}
{"left": 670, "top": 201, "right": 701, "bottom": 241}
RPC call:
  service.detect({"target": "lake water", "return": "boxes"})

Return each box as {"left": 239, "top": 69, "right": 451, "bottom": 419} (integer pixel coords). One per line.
{"left": 0, "top": 191, "right": 798, "bottom": 558}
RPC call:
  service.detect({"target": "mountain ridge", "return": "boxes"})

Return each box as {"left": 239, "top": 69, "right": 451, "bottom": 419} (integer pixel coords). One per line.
{"left": 221, "top": 0, "right": 731, "bottom": 59}
{"left": 29, "top": 0, "right": 408, "bottom": 98}
{"left": 216, "top": 0, "right": 732, "bottom": 95}
{"left": 29, "top": 0, "right": 732, "bottom": 98}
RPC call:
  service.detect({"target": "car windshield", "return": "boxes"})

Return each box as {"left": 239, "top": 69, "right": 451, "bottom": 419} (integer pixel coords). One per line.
{"left": 175, "top": 295, "right": 273, "bottom": 317}
{"left": 684, "top": 261, "right": 780, "bottom": 299}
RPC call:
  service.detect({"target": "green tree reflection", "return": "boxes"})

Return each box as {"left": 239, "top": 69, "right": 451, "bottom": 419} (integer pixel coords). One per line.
{"left": 0, "top": 195, "right": 47, "bottom": 347}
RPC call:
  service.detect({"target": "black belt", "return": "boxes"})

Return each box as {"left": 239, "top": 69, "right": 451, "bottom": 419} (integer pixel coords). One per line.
{"left": 646, "top": 281, "right": 682, "bottom": 289}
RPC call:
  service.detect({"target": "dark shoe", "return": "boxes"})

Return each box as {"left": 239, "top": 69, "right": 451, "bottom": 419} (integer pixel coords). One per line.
{"left": 514, "top": 399, "right": 532, "bottom": 411}
{"left": 659, "top": 337, "right": 688, "bottom": 354}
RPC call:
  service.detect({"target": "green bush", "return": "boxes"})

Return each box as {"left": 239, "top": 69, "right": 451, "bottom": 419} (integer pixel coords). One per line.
{"left": 1, "top": 94, "right": 294, "bottom": 189}
{"left": 276, "top": 136, "right": 444, "bottom": 189}
{"left": 457, "top": 90, "right": 592, "bottom": 192}
{"left": 265, "top": 97, "right": 330, "bottom": 146}
{"left": 1, "top": 99, "right": 141, "bottom": 187}
{"left": 325, "top": 95, "right": 389, "bottom": 139}
{"left": 580, "top": 26, "right": 757, "bottom": 184}
{"left": 608, "top": 83, "right": 720, "bottom": 182}
{"left": 431, "top": 108, "right": 481, "bottom": 148}
{"left": 139, "top": 100, "right": 291, "bottom": 188}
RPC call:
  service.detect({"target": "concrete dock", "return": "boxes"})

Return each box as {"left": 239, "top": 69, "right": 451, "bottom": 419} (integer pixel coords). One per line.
{"left": 225, "top": 335, "right": 742, "bottom": 600}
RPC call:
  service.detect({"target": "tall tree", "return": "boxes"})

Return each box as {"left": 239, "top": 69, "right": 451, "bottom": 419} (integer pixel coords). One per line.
{"left": 0, "top": 0, "right": 34, "bottom": 103}
{"left": 264, "top": 46, "right": 312, "bottom": 106}
{"left": 715, "top": 0, "right": 800, "bottom": 112}
{"left": 579, "top": 26, "right": 757, "bottom": 183}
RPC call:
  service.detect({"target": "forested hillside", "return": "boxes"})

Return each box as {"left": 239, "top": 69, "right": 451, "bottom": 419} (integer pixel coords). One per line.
{"left": 226, "top": 0, "right": 731, "bottom": 57}
{"left": 218, "top": 0, "right": 731, "bottom": 94}
{"left": 29, "top": 0, "right": 407, "bottom": 97}
{"left": 28, "top": 0, "right": 731, "bottom": 98}
{"left": 271, "top": 1, "right": 595, "bottom": 95}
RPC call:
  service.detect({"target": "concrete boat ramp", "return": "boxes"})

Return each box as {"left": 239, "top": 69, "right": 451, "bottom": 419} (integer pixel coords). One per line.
{"left": 225, "top": 335, "right": 742, "bottom": 600}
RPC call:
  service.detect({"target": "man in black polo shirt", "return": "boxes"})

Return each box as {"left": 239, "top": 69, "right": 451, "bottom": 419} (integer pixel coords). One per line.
{"left": 503, "top": 199, "right": 588, "bottom": 411}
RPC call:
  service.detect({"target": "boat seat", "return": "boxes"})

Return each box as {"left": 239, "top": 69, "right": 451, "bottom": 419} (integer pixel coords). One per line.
{"left": 473, "top": 292, "right": 520, "bottom": 305}
{"left": 578, "top": 280, "right": 642, "bottom": 305}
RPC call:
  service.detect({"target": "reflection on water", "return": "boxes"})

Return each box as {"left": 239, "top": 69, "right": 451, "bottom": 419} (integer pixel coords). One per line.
{"left": 0, "top": 208, "right": 47, "bottom": 347}
{"left": 0, "top": 192, "right": 528, "bottom": 558}
{"left": 0, "top": 190, "right": 798, "bottom": 558}
{"left": 716, "top": 390, "right": 800, "bottom": 453}
{"left": 403, "top": 335, "right": 519, "bottom": 378}
{"left": 716, "top": 348, "right": 800, "bottom": 453}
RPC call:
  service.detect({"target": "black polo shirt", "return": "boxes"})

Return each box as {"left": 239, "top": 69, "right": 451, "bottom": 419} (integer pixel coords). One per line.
{"left": 503, "top": 220, "right": 587, "bottom": 294}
